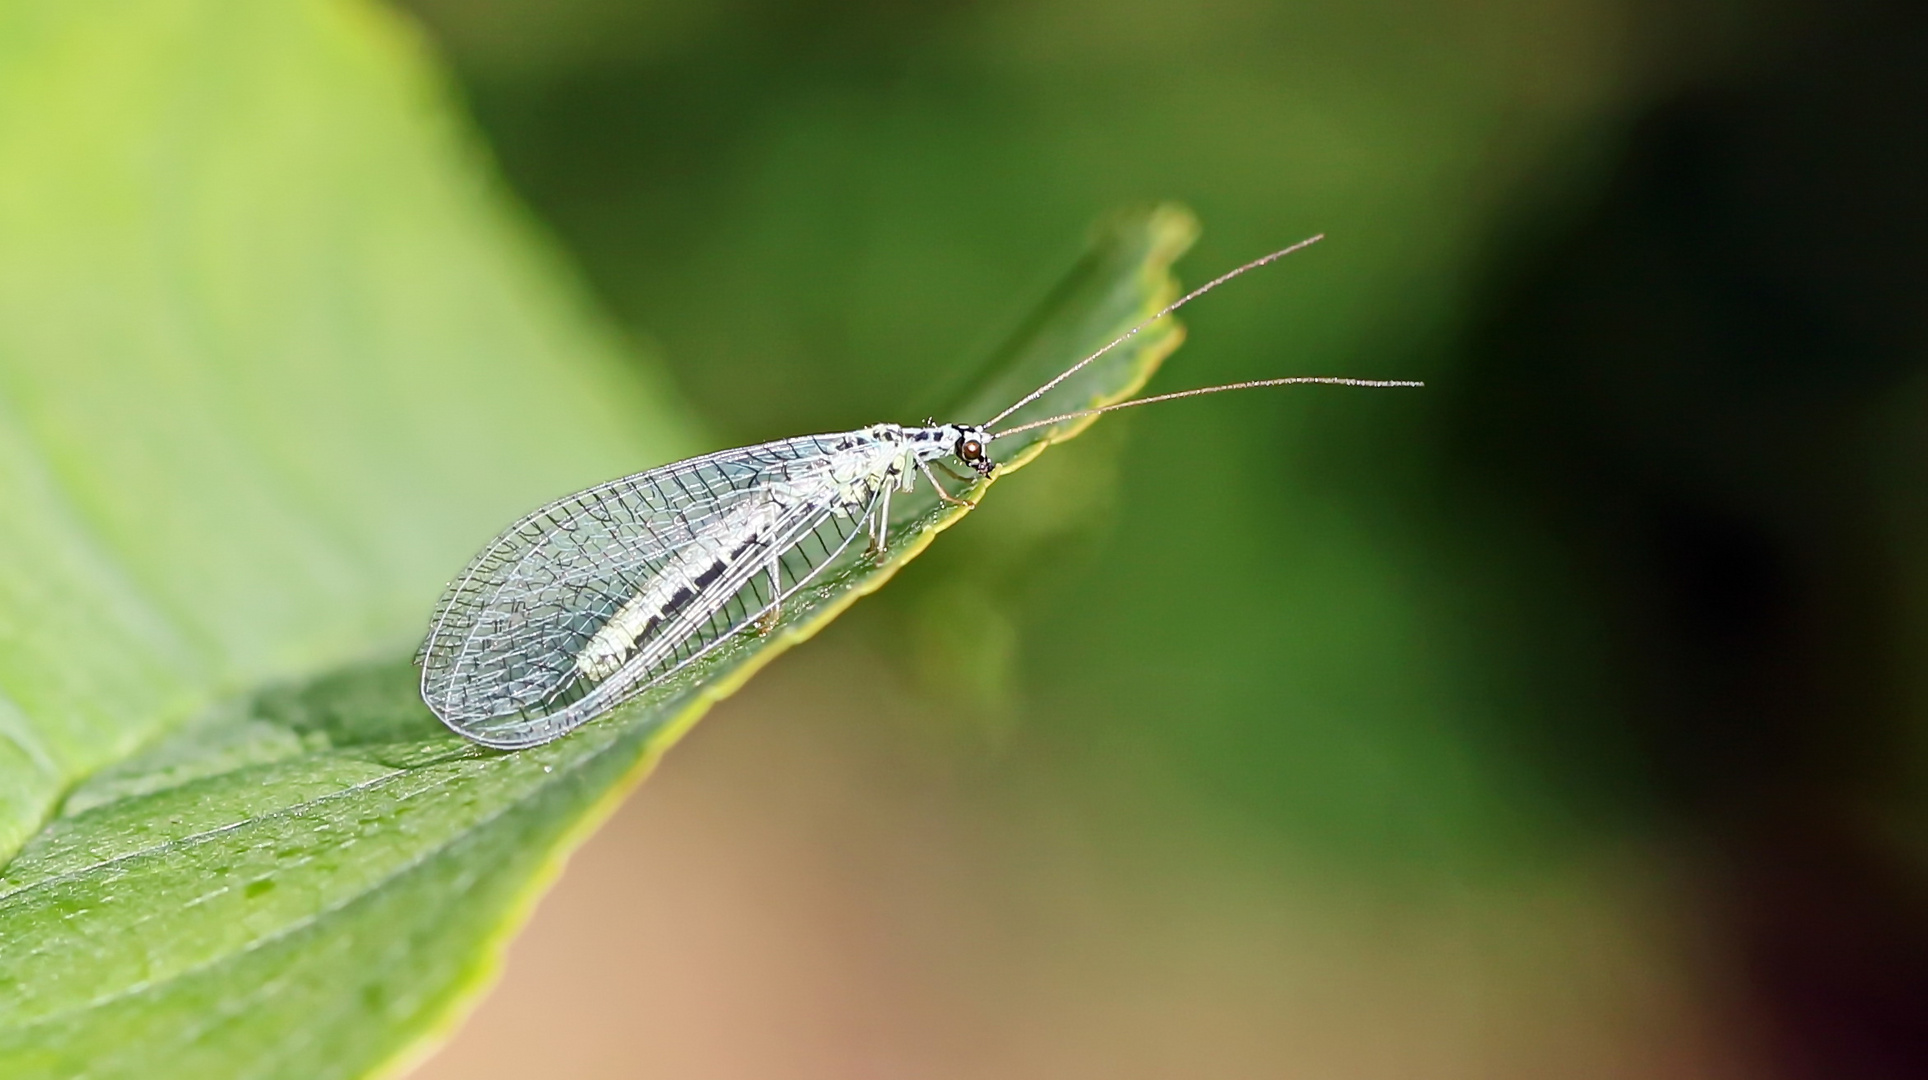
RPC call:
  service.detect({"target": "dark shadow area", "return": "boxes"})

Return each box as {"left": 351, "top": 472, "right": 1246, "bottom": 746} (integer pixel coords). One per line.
{"left": 1454, "top": 2, "right": 1928, "bottom": 1076}
{"left": 249, "top": 657, "right": 453, "bottom": 750}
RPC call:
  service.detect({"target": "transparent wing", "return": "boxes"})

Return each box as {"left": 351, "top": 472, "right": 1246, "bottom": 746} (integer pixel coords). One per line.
{"left": 419, "top": 433, "right": 879, "bottom": 748}
{"left": 470, "top": 487, "right": 876, "bottom": 748}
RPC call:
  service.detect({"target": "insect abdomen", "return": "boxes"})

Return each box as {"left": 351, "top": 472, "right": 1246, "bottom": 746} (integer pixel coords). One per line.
{"left": 573, "top": 493, "right": 788, "bottom": 680}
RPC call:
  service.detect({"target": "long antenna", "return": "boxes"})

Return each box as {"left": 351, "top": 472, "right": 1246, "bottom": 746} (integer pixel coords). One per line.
{"left": 990, "top": 376, "right": 1423, "bottom": 439}
{"left": 982, "top": 234, "right": 1326, "bottom": 429}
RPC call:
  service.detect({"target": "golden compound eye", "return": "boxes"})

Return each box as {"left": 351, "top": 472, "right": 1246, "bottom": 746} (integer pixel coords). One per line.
{"left": 961, "top": 440, "right": 983, "bottom": 460}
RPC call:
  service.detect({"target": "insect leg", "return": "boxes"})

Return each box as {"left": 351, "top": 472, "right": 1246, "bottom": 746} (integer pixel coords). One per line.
{"left": 934, "top": 461, "right": 976, "bottom": 485}
{"left": 919, "top": 460, "right": 978, "bottom": 509}
{"left": 867, "top": 481, "right": 894, "bottom": 556}
{"left": 756, "top": 559, "right": 782, "bottom": 633}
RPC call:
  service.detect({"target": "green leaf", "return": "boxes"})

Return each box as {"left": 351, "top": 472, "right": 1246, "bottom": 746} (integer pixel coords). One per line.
{"left": 0, "top": 1, "right": 1196, "bottom": 1071}
{"left": 0, "top": 0, "right": 698, "bottom": 857}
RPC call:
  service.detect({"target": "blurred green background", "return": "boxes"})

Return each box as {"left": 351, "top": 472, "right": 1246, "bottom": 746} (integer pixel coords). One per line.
{"left": 402, "top": 0, "right": 1630, "bottom": 864}
{"left": 0, "top": 0, "right": 1848, "bottom": 1074}
{"left": 380, "top": 1, "right": 1928, "bottom": 1077}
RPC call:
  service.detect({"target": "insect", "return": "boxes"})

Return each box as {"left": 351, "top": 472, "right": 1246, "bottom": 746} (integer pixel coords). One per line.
{"left": 418, "top": 236, "right": 1420, "bottom": 748}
